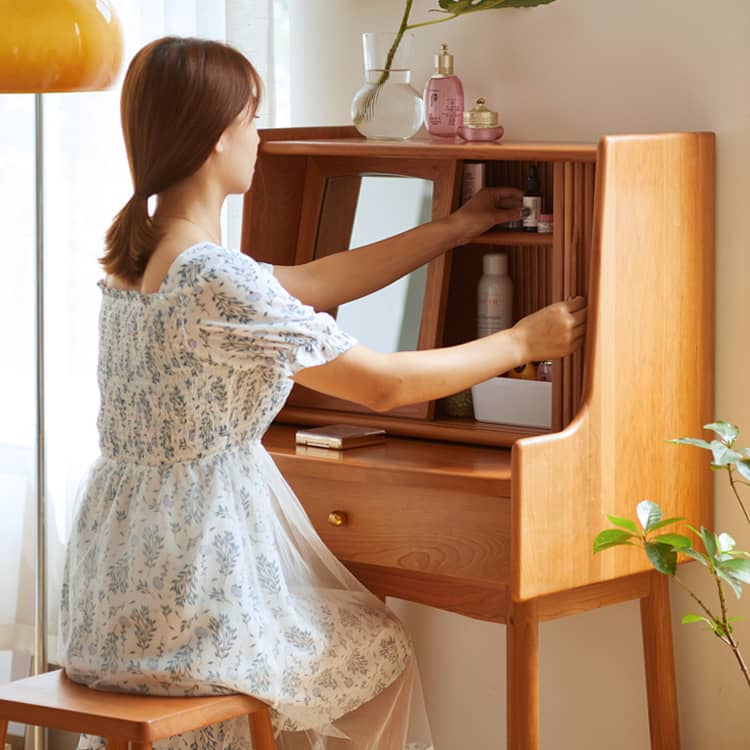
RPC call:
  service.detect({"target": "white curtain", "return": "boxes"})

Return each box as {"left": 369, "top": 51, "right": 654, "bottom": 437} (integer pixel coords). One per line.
{"left": 0, "top": 0, "right": 279, "bottom": 687}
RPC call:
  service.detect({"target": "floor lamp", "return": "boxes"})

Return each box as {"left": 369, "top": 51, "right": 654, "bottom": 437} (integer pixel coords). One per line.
{"left": 0, "top": 2, "right": 123, "bottom": 749}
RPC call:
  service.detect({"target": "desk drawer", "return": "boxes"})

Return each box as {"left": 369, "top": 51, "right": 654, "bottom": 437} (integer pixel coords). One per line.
{"left": 281, "top": 468, "right": 510, "bottom": 584}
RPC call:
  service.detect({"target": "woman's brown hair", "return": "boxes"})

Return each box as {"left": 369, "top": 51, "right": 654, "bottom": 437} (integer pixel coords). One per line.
{"left": 100, "top": 36, "right": 263, "bottom": 284}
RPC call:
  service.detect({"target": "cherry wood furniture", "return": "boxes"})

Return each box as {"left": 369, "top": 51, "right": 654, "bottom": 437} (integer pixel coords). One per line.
{"left": 0, "top": 669, "right": 277, "bottom": 750}
{"left": 244, "top": 127, "right": 715, "bottom": 749}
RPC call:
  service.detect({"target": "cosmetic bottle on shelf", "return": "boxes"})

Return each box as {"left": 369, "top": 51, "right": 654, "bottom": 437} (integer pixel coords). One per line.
{"left": 477, "top": 253, "right": 513, "bottom": 338}
{"left": 458, "top": 98, "right": 504, "bottom": 142}
{"left": 461, "top": 161, "right": 486, "bottom": 204}
{"left": 423, "top": 44, "right": 464, "bottom": 137}
{"left": 523, "top": 164, "right": 542, "bottom": 232}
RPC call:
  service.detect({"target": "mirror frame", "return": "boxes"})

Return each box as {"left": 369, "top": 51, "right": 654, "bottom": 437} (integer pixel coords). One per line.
{"left": 285, "top": 154, "right": 459, "bottom": 420}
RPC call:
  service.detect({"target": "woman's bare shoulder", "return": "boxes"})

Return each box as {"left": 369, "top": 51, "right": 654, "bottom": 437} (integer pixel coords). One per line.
{"left": 103, "top": 231, "right": 214, "bottom": 294}
{"left": 140, "top": 231, "right": 211, "bottom": 293}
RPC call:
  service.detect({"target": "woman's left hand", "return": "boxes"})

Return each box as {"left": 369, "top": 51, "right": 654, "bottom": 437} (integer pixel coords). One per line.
{"left": 448, "top": 186, "right": 526, "bottom": 242}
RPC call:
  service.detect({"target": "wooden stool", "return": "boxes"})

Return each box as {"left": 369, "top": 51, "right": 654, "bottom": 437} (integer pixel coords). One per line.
{"left": 0, "top": 669, "right": 277, "bottom": 750}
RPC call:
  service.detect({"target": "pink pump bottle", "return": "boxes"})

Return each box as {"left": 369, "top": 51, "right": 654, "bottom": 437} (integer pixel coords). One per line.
{"left": 423, "top": 44, "right": 464, "bottom": 137}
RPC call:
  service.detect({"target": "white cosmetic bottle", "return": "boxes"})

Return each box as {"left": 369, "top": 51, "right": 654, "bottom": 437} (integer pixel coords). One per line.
{"left": 477, "top": 253, "right": 513, "bottom": 338}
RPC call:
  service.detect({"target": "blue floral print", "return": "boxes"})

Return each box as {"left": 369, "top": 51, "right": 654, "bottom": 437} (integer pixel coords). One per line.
{"left": 58, "top": 244, "right": 423, "bottom": 750}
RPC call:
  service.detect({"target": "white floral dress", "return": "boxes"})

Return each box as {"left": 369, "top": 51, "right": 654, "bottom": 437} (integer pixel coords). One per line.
{"left": 58, "top": 243, "right": 432, "bottom": 750}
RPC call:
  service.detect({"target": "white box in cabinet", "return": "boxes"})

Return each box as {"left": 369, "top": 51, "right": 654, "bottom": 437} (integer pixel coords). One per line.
{"left": 471, "top": 377, "right": 552, "bottom": 429}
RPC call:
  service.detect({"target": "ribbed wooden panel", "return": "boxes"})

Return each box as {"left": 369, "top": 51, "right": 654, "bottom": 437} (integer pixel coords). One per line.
{"left": 506, "top": 245, "right": 552, "bottom": 323}
{"left": 552, "top": 161, "right": 597, "bottom": 427}
{"left": 551, "top": 164, "right": 565, "bottom": 431}
{"left": 561, "top": 162, "right": 597, "bottom": 421}
{"left": 562, "top": 161, "right": 574, "bottom": 425}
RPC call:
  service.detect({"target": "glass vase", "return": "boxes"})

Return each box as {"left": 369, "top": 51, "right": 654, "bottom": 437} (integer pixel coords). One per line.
{"left": 351, "top": 32, "right": 423, "bottom": 141}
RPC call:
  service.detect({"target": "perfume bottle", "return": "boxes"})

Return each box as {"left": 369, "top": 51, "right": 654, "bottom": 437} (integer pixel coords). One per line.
{"left": 523, "top": 164, "right": 542, "bottom": 232}
{"left": 423, "top": 44, "right": 464, "bottom": 137}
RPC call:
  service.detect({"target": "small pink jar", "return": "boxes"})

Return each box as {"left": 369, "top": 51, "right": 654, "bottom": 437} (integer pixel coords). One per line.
{"left": 457, "top": 98, "right": 504, "bottom": 142}
{"left": 537, "top": 214, "right": 554, "bottom": 233}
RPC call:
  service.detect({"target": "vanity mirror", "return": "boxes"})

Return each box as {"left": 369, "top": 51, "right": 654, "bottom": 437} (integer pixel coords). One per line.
{"left": 315, "top": 174, "right": 432, "bottom": 354}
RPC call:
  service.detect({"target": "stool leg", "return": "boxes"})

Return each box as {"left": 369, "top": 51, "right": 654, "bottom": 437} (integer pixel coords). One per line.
{"left": 248, "top": 710, "right": 276, "bottom": 750}
{"left": 507, "top": 598, "right": 540, "bottom": 750}
{"left": 640, "top": 571, "right": 680, "bottom": 748}
{"left": 1, "top": 719, "right": 8, "bottom": 749}
{"left": 104, "top": 738, "right": 129, "bottom": 750}
{"left": 131, "top": 743, "right": 153, "bottom": 750}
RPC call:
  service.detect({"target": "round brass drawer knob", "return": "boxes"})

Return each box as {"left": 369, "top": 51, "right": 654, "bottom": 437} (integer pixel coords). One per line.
{"left": 328, "top": 510, "right": 347, "bottom": 527}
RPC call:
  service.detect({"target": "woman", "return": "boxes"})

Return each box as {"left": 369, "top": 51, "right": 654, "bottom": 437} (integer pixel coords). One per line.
{"left": 58, "top": 36, "right": 585, "bottom": 750}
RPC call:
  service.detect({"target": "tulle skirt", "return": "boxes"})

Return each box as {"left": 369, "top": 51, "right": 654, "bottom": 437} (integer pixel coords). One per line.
{"left": 58, "top": 441, "right": 433, "bottom": 749}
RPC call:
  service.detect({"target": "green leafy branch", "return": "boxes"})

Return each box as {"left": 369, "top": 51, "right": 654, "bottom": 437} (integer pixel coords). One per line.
{"left": 670, "top": 420, "right": 750, "bottom": 524}
{"left": 593, "top": 421, "right": 750, "bottom": 691}
{"left": 354, "top": 0, "right": 557, "bottom": 124}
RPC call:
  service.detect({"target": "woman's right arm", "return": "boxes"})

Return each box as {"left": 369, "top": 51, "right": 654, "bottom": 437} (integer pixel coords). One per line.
{"left": 292, "top": 297, "right": 587, "bottom": 412}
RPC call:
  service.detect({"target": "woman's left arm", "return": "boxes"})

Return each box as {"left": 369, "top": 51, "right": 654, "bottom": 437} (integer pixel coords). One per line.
{"left": 272, "top": 187, "right": 526, "bottom": 311}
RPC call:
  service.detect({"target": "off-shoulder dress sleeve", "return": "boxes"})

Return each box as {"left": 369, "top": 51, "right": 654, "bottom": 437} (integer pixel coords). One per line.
{"left": 183, "top": 247, "right": 357, "bottom": 377}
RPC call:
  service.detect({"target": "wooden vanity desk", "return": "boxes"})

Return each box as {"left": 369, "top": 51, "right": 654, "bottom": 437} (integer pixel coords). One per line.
{"left": 246, "top": 127, "right": 715, "bottom": 749}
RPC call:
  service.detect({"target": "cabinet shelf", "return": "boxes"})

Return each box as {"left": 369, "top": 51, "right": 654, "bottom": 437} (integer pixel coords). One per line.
{"left": 468, "top": 231, "right": 553, "bottom": 248}
{"left": 260, "top": 130, "right": 598, "bottom": 162}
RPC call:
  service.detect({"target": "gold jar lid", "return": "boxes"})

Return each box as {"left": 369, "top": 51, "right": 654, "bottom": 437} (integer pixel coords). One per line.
{"left": 463, "top": 97, "right": 499, "bottom": 127}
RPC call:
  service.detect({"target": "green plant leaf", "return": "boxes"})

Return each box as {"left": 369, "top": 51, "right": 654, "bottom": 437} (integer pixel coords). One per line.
{"left": 637, "top": 500, "right": 662, "bottom": 532}
{"left": 682, "top": 614, "right": 712, "bottom": 626}
{"left": 668, "top": 437, "right": 712, "bottom": 450}
{"left": 645, "top": 541, "right": 677, "bottom": 576}
{"left": 606, "top": 514, "right": 638, "bottom": 533}
{"left": 653, "top": 533, "right": 692, "bottom": 550}
{"left": 593, "top": 529, "right": 636, "bottom": 553}
{"left": 644, "top": 516, "right": 685, "bottom": 533}
{"left": 682, "top": 547, "right": 710, "bottom": 567}
{"left": 718, "top": 532, "right": 736, "bottom": 553}
{"left": 710, "top": 440, "right": 744, "bottom": 466}
{"left": 720, "top": 558, "right": 750, "bottom": 584}
{"left": 716, "top": 568, "right": 744, "bottom": 599}
{"left": 704, "top": 420, "right": 740, "bottom": 446}
{"left": 698, "top": 526, "right": 718, "bottom": 560}
{"left": 689, "top": 525, "right": 718, "bottom": 562}
{"left": 436, "top": 0, "right": 557, "bottom": 12}
{"left": 735, "top": 458, "right": 750, "bottom": 481}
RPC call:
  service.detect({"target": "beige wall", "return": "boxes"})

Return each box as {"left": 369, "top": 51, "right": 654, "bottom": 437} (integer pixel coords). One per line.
{"left": 288, "top": 1, "right": 750, "bottom": 747}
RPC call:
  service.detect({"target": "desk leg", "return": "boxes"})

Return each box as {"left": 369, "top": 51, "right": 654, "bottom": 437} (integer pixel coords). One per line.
{"left": 507, "top": 598, "right": 539, "bottom": 750}
{"left": 640, "top": 571, "right": 680, "bottom": 748}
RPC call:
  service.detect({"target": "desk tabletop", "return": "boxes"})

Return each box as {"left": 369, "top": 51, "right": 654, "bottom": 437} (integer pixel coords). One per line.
{"left": 264, "top": 423, "right": 512, "bottom": 495}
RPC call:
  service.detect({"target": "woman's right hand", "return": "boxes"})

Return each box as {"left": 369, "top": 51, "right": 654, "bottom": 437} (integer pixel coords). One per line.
{"left": 509, "top": 297, "right": 587, "bottom": 363}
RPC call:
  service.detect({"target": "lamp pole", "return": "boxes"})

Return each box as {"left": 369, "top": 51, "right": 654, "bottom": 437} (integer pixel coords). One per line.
{"left": 0, "top": 7, "right": 122, "bottom": 750}
{"left": 33, "top": 91, "right": 48, "bottom": 750}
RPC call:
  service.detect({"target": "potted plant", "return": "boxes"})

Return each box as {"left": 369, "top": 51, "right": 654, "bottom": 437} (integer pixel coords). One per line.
{"left": 594, "top": 420, "right": 750, "bottom": 688}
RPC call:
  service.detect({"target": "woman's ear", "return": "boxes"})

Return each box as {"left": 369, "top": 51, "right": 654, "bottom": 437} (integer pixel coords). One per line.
{"left": 213, "top": 128, "right": 228, "bottom": 155}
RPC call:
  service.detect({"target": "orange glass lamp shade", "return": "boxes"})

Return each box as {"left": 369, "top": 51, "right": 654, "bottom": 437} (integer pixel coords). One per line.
{"left": 0, "top": 0, "right": 123, "bottom": 93}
